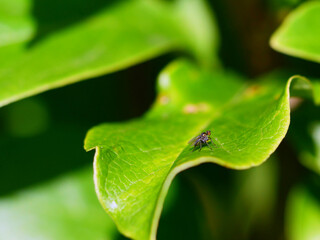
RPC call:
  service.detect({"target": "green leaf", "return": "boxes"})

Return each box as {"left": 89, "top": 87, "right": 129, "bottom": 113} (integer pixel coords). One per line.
{"left": 84, "top": 59, "right": 313, "bottom": 240}
{"left": 230, "top": 156, "right": 278, "bottom": 239}
{"left": 289, "top": 76, "right": 320, "bottom": 104}
{"left": 0, "top": 167, "right": 118, "bottom": 240}
{"left": 0, "top": 0, "right": 35, "bottom": 47}
{"left": 270, "top": 1, "right": 320, "bottom": 63}
{"left": 286, "top": 177, "right": 320, "bottom": 240}
{"left": 285, "top": 75, "right": 320, "bottom": 174}
{"left": 0, "top": 0, "right": 218, "bottom": 107}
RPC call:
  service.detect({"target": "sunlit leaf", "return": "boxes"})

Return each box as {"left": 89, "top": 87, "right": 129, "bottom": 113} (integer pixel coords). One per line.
{"left": 270, "top": 1, "right": 320, "bottom": 63}
{"left": 84, "top": 59, "right": 313, "bottom": 240}
{"left": 0, "top": 0, "right": 218, "bottom": 107}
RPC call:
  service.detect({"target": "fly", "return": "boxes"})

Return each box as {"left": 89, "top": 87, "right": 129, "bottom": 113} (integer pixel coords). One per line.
{"left": 188, "top": 130, "right": 215, "bottom": 152}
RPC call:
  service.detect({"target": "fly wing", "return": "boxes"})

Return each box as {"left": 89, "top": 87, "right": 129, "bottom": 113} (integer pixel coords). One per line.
{"left": 188, "top": 135, "right": 200, "bottom": 145}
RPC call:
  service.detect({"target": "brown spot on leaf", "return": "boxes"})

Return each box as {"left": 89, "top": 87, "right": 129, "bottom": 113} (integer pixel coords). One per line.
{"left": 245, "top": 85, "right": 261, "bottom": 97}
{"left": 183, "top": 103, "right": 210, "bottom": 114}
{"left": 158, "top": 95, "right": 170, "bottom": 105}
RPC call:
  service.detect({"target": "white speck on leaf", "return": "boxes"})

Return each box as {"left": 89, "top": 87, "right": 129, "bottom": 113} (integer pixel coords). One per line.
{"left": 159, "top": 73, "right": 170, "bottom": 89}
{"left": 110, "top": 200, "right": 118, "bottom": 210}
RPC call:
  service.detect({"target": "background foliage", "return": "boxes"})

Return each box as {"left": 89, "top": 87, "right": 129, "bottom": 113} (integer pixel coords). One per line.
{"left": 0, "top": 0, "right": 320, "bottom": 239}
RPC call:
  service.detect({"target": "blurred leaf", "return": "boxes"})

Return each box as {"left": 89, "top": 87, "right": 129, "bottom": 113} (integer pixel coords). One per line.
{"left": 1, "top": 98, "right": 49, "bottom": 137}
{"left": 286, "top": 176, "right": 320, "bottom": 240}
{"left": 0, "top": 167, "right": 118, "bottom": 240}
{"left": 172, "top": 0, "right": 219, "bottom": 66}
{"left": 0, "top": 120, "right": 90, "bottom": 194}
{"left": 0, "top": 0, "right": 35, "bottom": 47}
{"left": 270, "top": 1, "right": 320, "bottom": 63}
{"left": 230, "top": 156, "right": 278, "bottom": 239}
{"left": 266, "top": 0, "right": 303, "bottom": 11}
{"left": 0, "top": 63, "right": 156, "bottom": 195}
{"left": 286, "top": 75, "right": 320, "bottom": 174}
{"left": 0, "top": 0, "right": 218, "bottom": 107}
{"left": 84, "top": 59, "right": 313, "bottom": 240}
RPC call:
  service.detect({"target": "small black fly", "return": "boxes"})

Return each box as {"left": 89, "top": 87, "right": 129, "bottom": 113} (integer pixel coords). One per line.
{"left": 188, "top": 130, "right": 215, "bottom": 152}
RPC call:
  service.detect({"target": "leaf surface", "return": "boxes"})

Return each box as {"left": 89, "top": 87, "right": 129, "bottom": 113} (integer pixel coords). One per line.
{"left": 270, "top": 1, "right": 320, "bottom": 62}
{"left": 84, "top": 60, "right": 312, "bottom": 240}
{"left": 0, "top": 0, "right": 217, "bottom": 107}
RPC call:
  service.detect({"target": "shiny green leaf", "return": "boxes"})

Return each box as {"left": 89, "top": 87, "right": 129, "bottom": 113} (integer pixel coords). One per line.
{"left": 84, "top": 59, "right": 312, "bottom": 240}
{"left": 0, "top": 0, "right": 218, "bottom": 107}
{"left": 270, "top": 1, "right": 320, "bottom": 63}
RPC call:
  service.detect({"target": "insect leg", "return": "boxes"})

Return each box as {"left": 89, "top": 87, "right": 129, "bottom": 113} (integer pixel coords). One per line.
{"left": 199, "top": 141, "right": 202, "bottom": 152}
{"left": 192, "top": 145, "right": 197, "bottom": 152}
{"left": 208, "top": 137, "right": 217, "bottom": 147}
{"left": 192, "top": 140, "right": 199, "bottom": 152}
{"left": 206, "top": 141, "right": 213, "bottom": 150}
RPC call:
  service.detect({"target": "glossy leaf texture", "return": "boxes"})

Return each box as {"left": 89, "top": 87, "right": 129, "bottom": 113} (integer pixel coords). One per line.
{"left": 0, "top": 0, "right": 218, "bottom": 107}
{"left": 0, "top": 168, "right": 118, "bottom": 240}
{"left": 270, "top": 1, "right": 320, "bottom": 63}
{"left": 84, "top": 59, "right": 315, "bottom": 240}
{"left": 286, "top": 176, "right": 320, "bottom": 240}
